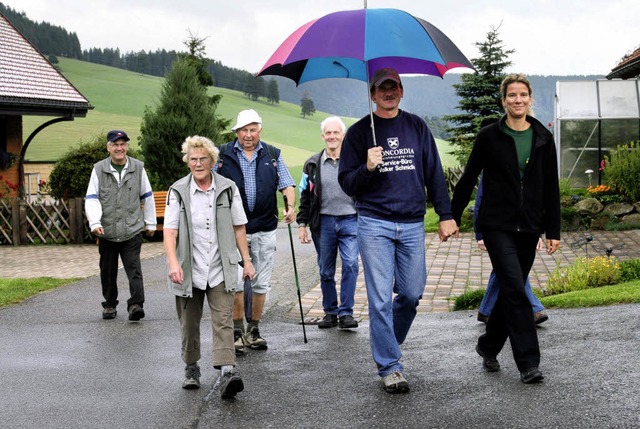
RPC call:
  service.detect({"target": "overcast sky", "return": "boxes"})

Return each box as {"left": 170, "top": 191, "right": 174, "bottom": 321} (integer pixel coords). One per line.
{"left": 6, "top": 0, "right": 638, "bottom": 76}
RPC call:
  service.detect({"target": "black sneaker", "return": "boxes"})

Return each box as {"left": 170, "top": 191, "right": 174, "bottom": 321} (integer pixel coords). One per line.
{"left": 128, "top": 304, "right": 145, "bottom": 321}
{"left": 102, "top": 307, "right": 117, "bottom": 320}
{"left": 475, "top": 344, "right": 500, "bottom": 372}
{"left": 338, "top": 315, "right": 359, "bottom": 329}
{"left": 219, "top": 368, "right": 244, "bottom": 399}
{"left": 182, "top": 363, "right": 201, "bottom": 390}
{"left": 520, "top": 367, "right": 544, "bottom": 384}
{"left": 477, "top": 312, "right": 489, "bottom": 324}
{"left": 318, "top": 314, "right": 338, "bottom": 329}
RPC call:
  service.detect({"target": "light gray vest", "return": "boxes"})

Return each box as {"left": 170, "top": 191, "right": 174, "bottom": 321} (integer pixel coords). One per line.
{"left": 166, "top": 172, "right": 241, "bottom": 296}
{"left": 94, "top": 157, "right": 145, "bottom": 241}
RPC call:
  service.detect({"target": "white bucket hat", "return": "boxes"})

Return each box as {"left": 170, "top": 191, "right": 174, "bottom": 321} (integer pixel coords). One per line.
{"left": 231, "top": 109, "right": 262, "bottom": 132}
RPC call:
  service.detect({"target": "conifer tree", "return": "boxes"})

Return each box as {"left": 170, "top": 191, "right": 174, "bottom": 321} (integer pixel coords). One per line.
{"left": 267, "top": 79, "right": 280, "bottom": 104}
{"left": 300, "top": 94, "right": 316, "bottom": 118}
{"left": 139, "top": 57, "right": 230, "bottom": 189}
{"left": 444, "top": 24, "right": 514, "bottom": 165}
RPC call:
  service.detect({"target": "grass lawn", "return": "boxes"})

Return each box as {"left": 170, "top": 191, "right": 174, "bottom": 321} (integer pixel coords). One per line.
{"left": 0, "top": 277, "right": 79, "bottom": 308}
{"left": 540, "top": 281, "right": 640, "bottom": 308}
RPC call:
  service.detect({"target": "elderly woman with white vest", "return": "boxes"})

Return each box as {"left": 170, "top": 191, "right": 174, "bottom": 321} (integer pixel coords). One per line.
{"left": 163, "top": 135, "right": 255, "bottom": 399}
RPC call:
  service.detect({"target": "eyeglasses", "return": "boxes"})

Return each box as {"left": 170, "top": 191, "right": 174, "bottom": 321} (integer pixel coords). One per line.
{"left": 188, "top": 157, "right": 211, "bottom": 165}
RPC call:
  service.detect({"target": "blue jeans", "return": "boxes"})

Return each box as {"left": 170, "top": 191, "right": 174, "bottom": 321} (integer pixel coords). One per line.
{"left": 357, "top": 215, "right": 426, "bottom": 377}
{"left": 479, "top": 271, "right": 544, "bottom": 316}
{"left": 312, "top": 215, "right": 359, "bottom": 317}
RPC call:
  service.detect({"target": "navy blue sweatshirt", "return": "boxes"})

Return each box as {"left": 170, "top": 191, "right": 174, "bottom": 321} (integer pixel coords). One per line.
{"left": 338, "top": 110, "right": 452, "bottom": 223}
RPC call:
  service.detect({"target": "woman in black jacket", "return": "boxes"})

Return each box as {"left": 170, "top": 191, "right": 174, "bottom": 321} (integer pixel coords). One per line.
{"left": 451, "top": 73, "right": 561, "bottom": 384}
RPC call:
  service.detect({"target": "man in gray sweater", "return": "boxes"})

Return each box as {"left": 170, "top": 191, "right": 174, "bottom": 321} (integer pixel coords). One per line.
{"left": 297, "top": 116, "right": 359, "bottom": 330}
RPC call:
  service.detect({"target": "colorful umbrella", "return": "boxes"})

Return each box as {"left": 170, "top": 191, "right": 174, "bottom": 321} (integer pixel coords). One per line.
{"left": 257, "top": 8, "right": 474, "bottom": 85}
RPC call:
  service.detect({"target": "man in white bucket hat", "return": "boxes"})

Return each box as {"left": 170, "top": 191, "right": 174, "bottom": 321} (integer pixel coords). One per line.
{"left": 215, "top": 109, "right": 296, "bottom": 354}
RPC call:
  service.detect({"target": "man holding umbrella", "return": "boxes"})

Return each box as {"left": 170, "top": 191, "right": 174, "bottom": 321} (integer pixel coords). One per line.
{"left": 338, "top": 68, "right": 458, "bottom": 393}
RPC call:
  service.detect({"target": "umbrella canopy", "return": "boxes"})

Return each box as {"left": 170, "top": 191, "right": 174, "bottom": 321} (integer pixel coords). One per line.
{"left": 257, "top": 8, "right": 474, "bottom": 85}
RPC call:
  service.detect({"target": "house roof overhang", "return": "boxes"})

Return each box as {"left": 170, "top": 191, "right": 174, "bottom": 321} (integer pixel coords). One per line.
{"left": 607, "top": 48, "right": 640, "bottom": 80}
{"left": 0, "top": 14, "right": 93, "bottom": 119}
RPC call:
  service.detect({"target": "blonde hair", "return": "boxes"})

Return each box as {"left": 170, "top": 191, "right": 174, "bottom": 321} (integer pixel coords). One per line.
{"left": 181, "top": 135, "right": 219, "bottom": 164}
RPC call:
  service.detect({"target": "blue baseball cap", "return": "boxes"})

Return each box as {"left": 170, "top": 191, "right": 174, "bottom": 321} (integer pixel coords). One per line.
{"left": 107, "top": 130, "right": 130, "bottom": 142}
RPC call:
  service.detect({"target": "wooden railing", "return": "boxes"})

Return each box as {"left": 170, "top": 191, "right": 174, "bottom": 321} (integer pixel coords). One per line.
{"left": 0, "top": 197, "right": 90, "bottom": 245}
{"left": 0, "top": 193, "right": 167, "bottom": 246}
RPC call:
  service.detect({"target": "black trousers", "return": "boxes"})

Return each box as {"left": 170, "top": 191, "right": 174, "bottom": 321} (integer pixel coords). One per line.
{"left": 479, "top": 230, "right": 540, "bottom": 371}
{"left": 98, "top": 234, "right": 144, "bottom": 310}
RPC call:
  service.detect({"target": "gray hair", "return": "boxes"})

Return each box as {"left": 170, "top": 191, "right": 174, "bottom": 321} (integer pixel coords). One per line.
{"left": 181, "top": 135, "right": 219, "bottom": 164}
{"left": 320, "top": 116, "right": 346, "bottom": 133}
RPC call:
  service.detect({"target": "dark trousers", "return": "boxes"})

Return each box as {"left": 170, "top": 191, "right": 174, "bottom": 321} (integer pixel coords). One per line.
{"left": 98, "top": 234, "right": 144, "bottom": 310}
{"left": 479, "top": 230, "right": 540, "bottom": 371}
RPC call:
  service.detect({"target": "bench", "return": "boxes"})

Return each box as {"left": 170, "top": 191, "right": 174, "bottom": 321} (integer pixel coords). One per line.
{"left": 153, "top": 190, "right": 168, "bottom": 231}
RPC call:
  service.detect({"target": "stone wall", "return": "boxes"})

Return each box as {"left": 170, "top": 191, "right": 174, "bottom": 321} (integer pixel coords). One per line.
{"left": 563, "top": 197, "right": 640, "bottom": 230}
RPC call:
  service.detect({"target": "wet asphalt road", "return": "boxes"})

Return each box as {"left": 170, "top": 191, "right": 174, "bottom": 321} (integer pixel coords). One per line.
{"left": 1, "top": 226, "right": 639, "bottom": 428}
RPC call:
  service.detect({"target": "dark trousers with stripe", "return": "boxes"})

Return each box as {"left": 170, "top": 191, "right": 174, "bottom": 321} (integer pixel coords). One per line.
{"left": 98, "top": 234, "right": 144, "bottom": 310}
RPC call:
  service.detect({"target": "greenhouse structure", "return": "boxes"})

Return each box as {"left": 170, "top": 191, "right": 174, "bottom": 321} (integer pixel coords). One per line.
{"left": 554, "top": 79, "right": 640, "bottom": 188}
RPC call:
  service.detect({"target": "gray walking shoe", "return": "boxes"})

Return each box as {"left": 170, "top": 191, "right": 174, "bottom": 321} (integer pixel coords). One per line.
{"left": 244, "top": 326, "right": 267, "bottom": 350}
{"left": 182, "top": 363, "right": 201, "bottom": 390}
{"left": 234, "top": 329, "right": 246, "bottom": 356}
{"left": 219, "top": 368, "right": 244, "bottom": 399}
{"left": 381, "top": 371, "right": 410, "bottom": 393}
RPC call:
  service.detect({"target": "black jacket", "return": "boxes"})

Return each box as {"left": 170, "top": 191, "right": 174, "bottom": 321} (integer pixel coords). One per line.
{"left": 296, "top": 150, "right": 323, "bottom": 236}
{"left": 451, "top": 115, "right": 561, "bottom": 240}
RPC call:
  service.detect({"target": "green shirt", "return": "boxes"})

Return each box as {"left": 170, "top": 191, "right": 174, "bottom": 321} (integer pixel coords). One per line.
{"left": 503, "top": 124, "right": 533, "bottom": 178}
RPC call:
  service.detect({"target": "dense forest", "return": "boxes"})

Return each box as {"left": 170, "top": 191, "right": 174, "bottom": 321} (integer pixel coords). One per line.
{"left": 1, "top": 3, "right": 603, "bottom": 134}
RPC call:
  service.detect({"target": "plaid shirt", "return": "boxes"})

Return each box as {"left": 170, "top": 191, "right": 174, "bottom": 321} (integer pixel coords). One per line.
{"left": 214, "top": 141, "right": 295, "bottom": 212}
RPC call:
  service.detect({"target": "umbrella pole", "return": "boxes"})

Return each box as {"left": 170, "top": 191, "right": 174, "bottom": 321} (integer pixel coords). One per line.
{"left": 283, "top": 194, "right": 308, "bottom": 343}
{"left": 365, "top": 60, "right": 378, "bottom": 147}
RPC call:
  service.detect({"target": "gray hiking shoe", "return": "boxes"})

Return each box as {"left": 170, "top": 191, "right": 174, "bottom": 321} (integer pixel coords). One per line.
{"left": 219, "top": 368, "right": 244, "bottom": 399}
{"left": 182, "top": 363, "right": 201, "bottom": 390}
{"left": 234, "top": 329, "right": 246, "bottom": 356}
{"left": 244, "top": 326, "right": 267, "bottom": 350}
{"left": 381, "top": 371, "right": 410, "bottom": 393}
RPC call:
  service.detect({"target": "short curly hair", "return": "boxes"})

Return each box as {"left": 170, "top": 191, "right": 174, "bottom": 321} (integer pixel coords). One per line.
{"left": 181, "top": 135, "right": 219, "bottom": 164}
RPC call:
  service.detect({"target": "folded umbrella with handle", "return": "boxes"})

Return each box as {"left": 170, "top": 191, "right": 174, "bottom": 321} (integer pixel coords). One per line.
{"left": 243, "top": 275, "right": 252, "bottom": 323}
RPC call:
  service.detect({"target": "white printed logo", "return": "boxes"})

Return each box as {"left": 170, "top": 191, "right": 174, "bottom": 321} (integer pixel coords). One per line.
{"left": 387, "top": 137, "right": 399, "bottom": 149}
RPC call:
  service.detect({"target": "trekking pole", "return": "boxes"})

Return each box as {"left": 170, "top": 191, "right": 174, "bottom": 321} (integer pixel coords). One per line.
{"left": 284, "top": 194, "right": 308, "bottom": 343}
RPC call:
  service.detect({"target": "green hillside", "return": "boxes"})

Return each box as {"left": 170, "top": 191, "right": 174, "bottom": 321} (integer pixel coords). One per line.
{"left": 23, "top": 58, "right": 456, "bottom": 179}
